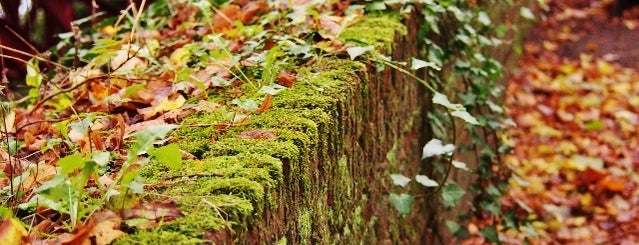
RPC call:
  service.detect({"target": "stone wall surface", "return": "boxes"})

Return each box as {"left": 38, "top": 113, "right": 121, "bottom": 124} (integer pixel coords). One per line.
{"left": 114, "top": 12, "right": 437, "bottom": 245}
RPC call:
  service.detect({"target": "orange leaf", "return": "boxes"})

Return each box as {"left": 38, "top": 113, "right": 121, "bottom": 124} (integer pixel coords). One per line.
{"left": 213, "top": 4, "right": 241, "bottom": 32}
{"left": 0, "top": 217, "right": 28, "bottom": 245}
{"left": 256, "top": 94, "right": 273, "bottom": 114}
{"left": 240, "top": 1, "right": 268, "bottom": 24}
{"left": 277, "top": 70, "right": 296, "bottom": 88}
{"left": 599, "top": 176, "right": 627, "bottom": 192}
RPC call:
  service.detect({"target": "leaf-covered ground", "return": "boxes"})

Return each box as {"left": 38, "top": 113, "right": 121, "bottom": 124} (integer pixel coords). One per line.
{"left": 466, "top": 0, "right": 639, "bottom": 244}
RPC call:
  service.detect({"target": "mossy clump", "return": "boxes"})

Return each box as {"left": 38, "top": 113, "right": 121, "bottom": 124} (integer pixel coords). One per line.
{"left": 203, "top": 138, "right": 300, "bottom": 161}
{"left": 273, "top": 59, "right": 366, "bottom": 110}
{"left": 339, "top": 15, "right": 407, "bottom": 52}
{"left": 173, "top": 108, "right": 233, "bottom": 158}
{"left": 243, "top": 109, "right": 322, "bottom": 136}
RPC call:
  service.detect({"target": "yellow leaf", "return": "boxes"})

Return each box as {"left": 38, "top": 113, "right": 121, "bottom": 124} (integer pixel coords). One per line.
{"left": 597, "top": 60, "right": 615, "bottom": 75}
{"left": 580, "top": 192, "right": 593, "bottom": 208}
{"left": 630, "top": 96, "right": 639, "bottom": 107}
{"left": 531, "top": 124, "right": 562, "bottom": 137}
{"left": 566, "top": 155, "right": 604, "bottom": 171}
{"left": 170, "top": 48, "right": 190, "bottom": 66}
{"left": 537, "top": 145, "right": 555, "bottom": 155}
{"left": 547, "top": 219, "right": 564, "bottom": 232}
{"left": 153, "top": 95, "right": 186, "bottom": 114}
{"left": 559, "top": 63, "right": 576, "bottom": 74}
{"left": 0, "top": 217, "right": 28, "bottom": 245}
{"left": 526, "top": 177, "right": 546, "bottom": 194}
{"left": 100, "top": 25, "right": 119, "bottom": 36}
{"left": 558, "top": 141, "right": 578, "bottom": 155}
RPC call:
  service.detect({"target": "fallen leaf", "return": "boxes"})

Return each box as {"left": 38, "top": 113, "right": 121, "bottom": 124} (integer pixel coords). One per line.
{"left": 88, "top": 211, "right": 126, "bottom": 245}
{"left": 0, "top": 217, "right": 28, "bottom": 245}
{"left": 237, "top": 129, "right": 276, "bottom": 140}
{"left": 277, "top": 70, "right": 296, "bottom": 88}
{"left": 213, "top": 4, "right": 241, "bottom": 32}
{"left": 256, "top": 94, "right": 273, "bottom": 114}
{"left": 121, "top": 200, "right": 183, "bottom": 229}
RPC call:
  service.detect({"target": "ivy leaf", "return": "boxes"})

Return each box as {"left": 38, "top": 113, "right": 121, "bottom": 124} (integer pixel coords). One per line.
{"left": 153, "top": 143, "right": 183, "bottom": 171}
{"left": 432, "top": 92, "right": 465, "bottom": 111}
{"left": 390, "top": 174, "right": 411, "bottom": 187}
{"left": 520, "top": 7, "right": 535, "bottom": 20}
{"left": 445, "top": 220, "right": 461, "bottom": 234}
{"left": 259, "top": 84, "right": 288, "bottom": 95}
{"left": 26, "top": 59, "right": 43, "bottom": 88}
{"left": 441, "top": 183, "right": 465, "bottom": 207}
{"left": 231, "top": 98, "right": 259, "bottom": 112}
{"left": 452, "top": 160, "right": 470, "bottom": 171}
{"left": 129, "top": 124, "right": 178, "bottom": 162}
{"left": 422, "top": 139, "right": 455, "bottom": 158}
{"left": 92, "top": 151, "right": 110, "bottom": 167}
{"left": 477, "top": 11, "right": 491, "bottom": 26}
{"left": 433, "top": 92, "right": 480, "bottom": 125}
{"left": 480, "top": 226, "right": 500, "bottom": 244}
{"left": 411, "top": 57, "right": 441, "bottom": 71}
{"left": 58, "top": 153, "right": 86, "bottom": 174}
{"left": 366, "top": 1, "right": 386, "bottom": 11}
{"left": 415, "top": 175, "right": 439, "bottom": 187}
{"left": 346, "top": 46, "right": 374, "bottom": 60}
{"left": 128, "top": 180, "right": 144, "bottom": 194}
{"left": 388, "top": 193, "right": 414, "bottom": 217}
{"left": 451, "top": 110, "right": 480, "bottom": 125}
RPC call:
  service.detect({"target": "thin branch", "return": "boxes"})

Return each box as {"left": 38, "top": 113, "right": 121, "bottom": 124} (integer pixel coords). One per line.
{"left": 0, "top": 45, "right": 67, "bottom": 69}
{"left": 163, "top": 172, "right": 224, "bottom": 181}
{"left": 4, "top": 26, "right": 39, "bottom": 53}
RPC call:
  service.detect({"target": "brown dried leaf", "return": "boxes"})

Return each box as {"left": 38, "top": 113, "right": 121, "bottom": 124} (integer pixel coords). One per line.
{"left": 237, "top": 129, "right": 276, "bottom": 140}
{"left": 277, "top": 70, "right": 296, "bottom": 88}
{"left": 121, "top": 200, "right": 183, "bottom": 229}
{"left": 88, "top": 211, "right": 125, "bottom": 245}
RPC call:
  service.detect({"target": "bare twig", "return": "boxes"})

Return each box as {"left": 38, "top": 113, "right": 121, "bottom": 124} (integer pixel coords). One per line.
{"left": 0, "top": 44, "right": 67, "bottom": 69}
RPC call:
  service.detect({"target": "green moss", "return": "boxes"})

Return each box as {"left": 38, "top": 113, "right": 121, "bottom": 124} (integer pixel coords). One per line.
{"left": 339, "top": 15, "right": 407, "bottom": 52}
{"left": 128, "top": 153, "right": 284, "bottom": 243}
{"left": 298, "top": 209, "right": 313, "bottom": 245}
{"left": 173, "top": 108, "right": 232, "bottom": 158}
{"left": 273, "top": 59, "right": 365, "bottom": 110}
{"left": 204, "top": 138, "right": 300, "bottom": 161}
{"left": 165, "top": 177, "right": 264, "bottom": 209}
{"left": 244, "top": 109, "right": 322, "bottom": 136}
{"left": 168, "top": 194, "right": 252, "bottom": 231}
{"left": 275, "top": 237, "right": 288, "bottom": 245}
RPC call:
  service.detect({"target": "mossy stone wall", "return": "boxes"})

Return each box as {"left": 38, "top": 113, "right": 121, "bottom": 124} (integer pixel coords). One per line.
{"left": 116, "top": 13, "right": 434, "bottom": 245}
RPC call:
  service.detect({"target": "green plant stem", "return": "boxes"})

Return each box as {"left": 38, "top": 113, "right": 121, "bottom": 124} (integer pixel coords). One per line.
{"left": 434, "top": 111, "right": 457, "bottom": 194}
{"left": 373, "top": 57, "right": 437, "bottom": 93}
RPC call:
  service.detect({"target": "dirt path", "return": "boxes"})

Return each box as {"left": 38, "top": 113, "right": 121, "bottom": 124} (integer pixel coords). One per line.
{"left": 467, "top": 1, "right": 639, "bottom": 244}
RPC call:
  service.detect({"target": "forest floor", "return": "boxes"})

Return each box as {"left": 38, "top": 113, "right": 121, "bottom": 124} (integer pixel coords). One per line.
{"left": 466, "top": 0, "right": 639, "bottom": 244}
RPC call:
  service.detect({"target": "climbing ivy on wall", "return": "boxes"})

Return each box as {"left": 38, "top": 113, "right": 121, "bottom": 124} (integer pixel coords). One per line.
{"left": 366, "top": 0, "right": 519, "bottom": 242}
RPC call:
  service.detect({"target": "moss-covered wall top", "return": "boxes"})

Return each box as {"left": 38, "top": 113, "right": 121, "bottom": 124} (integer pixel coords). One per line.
{"left": 111, "top": 12, "right": 433, "bottom": 244}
